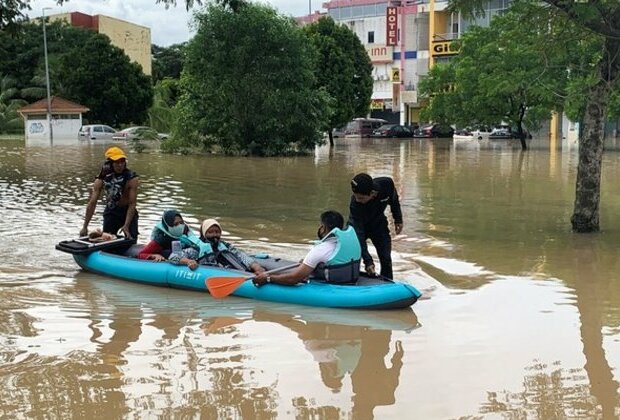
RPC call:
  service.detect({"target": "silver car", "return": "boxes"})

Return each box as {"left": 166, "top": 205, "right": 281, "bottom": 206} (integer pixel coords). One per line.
{"left": 78, "top": 124, "right": 117, "bottom": 140}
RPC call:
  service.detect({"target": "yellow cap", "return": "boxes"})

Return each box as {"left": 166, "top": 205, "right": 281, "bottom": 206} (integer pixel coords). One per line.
{"left": 105, "top": 146, "right": 127, "bottom": 161}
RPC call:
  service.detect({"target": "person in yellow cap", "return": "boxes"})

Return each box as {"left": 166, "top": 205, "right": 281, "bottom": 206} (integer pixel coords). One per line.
{"left": 80, "top": 146, "right": 140, "bottom": 240}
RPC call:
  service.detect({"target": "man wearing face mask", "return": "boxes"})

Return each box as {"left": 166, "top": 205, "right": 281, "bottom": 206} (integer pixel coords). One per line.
{"left": 253, "top": 211, "right": 361, "bottom": 286}
{"left": 170, "top": 218, "right": 265, "bottom": 274}
{"left": 138, "top": 209, "right": 194, "bottom": 261}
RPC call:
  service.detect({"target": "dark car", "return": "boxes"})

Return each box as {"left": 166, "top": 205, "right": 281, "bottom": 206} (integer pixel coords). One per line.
{"left": 372, "top": 124, "right": 414, "bottom": 138}
{"left": 413, "top": 124, "right": 454, "bottom": 138}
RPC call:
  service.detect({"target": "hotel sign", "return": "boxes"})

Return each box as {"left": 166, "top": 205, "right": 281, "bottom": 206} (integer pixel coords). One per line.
{"left": 386, "top": 7, "right": 398, "bottom": 46}
{"left": 365, "top": 45, "right": 393, "bottom": 63}
{"left": 432, "top": 40, "right": 460, "bottom": 56}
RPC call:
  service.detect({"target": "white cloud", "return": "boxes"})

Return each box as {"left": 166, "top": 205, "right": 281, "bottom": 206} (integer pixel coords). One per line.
{"left": 28, "top": 0, "right": 322, "bottom": 46}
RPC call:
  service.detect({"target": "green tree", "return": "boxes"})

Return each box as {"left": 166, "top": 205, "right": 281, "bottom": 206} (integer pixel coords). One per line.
{"left": 147, "top": 78, "right": 177, "bottom": 133}
{"left": 173, "top": 3, "right": 330, "bottom": 156}
{"left": 57, "top": 31, "right": 153, "bottom": 126}
{"left": 304, "top": 17, "right": 373, "bottom": 146}
{"left": 448, "top": 0, "right": 620, "bottom": 232}
{"left": 419, "top": 5, "right": 579, "bottom": 150}
{"left": 0, "top": 1, "right": 242, "bottom": 32}
{"left": 0, "top": 75, "right": 27, "bottom": 133}
{"left": 152, "top": 43, "right": 186, "bottom": 83}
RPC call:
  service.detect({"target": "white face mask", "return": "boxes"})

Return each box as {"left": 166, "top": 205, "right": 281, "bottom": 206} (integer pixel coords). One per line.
{"left": 167, "top": 224, "right": 185, "bottom": 238}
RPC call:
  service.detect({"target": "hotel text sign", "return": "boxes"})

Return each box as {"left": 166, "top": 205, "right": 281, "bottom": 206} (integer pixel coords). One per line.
{"left": 365, "top": 45, "right": 393, "bottom": 63}
{"left": 386, "top": 7, "right": 398, "bottom": 46}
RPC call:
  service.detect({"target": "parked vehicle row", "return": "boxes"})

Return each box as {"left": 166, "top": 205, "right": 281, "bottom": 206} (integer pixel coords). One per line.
{"left": 413, "top": 124, "right": 454, "bottom": 138}
{"left": 78, "top": 125, "right": 169, "bottom": 141}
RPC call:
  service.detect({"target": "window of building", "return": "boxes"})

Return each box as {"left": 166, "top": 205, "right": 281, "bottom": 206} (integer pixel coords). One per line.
{"left": 352, "top": 5, "right": 364, "bottom": 18}
{"left": 363, "top": 5, "right": 375, "bottom": 16}
{"left": 368, "top": 31, "right": 375, "bottom": 43}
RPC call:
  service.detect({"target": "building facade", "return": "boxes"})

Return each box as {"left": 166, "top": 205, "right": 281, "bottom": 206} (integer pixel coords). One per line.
{"left": 320, "top": 0, "right": 512, "bottom": 125}
{"left": 48, "top": 12, "right": 152, "bottom": 75}
{"left": 18, "top": 96, "right": 89, "bottom": 142}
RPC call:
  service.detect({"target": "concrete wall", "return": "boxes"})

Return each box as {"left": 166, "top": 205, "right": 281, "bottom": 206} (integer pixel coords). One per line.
{"left": 97, "top": 15, "right": 151, "bottom": 75}
{"left": 25, "top": 114, "right": 83, "bottom": 141}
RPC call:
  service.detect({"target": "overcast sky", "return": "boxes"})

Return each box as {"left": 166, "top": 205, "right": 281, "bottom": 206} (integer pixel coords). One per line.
{"left": 28, "top": 0, "right": 321, "bottom": 46}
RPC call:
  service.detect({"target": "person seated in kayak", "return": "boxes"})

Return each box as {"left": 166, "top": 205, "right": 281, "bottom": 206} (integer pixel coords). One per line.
{"left": 169, "top": 218, "right": 265, "bottom": 273}
{"left": 253, "top": 210, "right": 361, "bottom": 287}
{"left": 138, "top": 209, "right": 194, "bottom": 261}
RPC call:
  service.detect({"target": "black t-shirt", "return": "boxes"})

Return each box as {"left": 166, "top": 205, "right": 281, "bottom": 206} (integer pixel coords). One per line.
{"left": 96, "top": 165, "right": 138, "bottom": 211}
{"left": 348, "top": 177, "right": 402, "bottom": 234}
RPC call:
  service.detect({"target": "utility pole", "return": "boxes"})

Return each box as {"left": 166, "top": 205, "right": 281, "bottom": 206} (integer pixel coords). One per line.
{"left": 42, "top": 7, "right": 54, "bottom": 145}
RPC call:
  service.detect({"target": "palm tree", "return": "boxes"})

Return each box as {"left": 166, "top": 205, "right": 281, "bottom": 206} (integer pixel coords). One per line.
{"left": 0, "top": 75, "right": 28, "bottom": 134}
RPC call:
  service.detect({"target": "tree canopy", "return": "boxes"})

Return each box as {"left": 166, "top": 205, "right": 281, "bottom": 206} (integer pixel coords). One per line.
{"left": 304, "top": 17, "right": 373, "bottom": 145}
{"left": 419, "top": 4, "right": 588, "bottom": 149}
{"left": 0, "top": 21, "right": 153, "bottom": 128}
{"left": 57, "top": 32, "right": 153, "bottom": 126}
{"left": 173, "top": 3, "right": 330, "bottom": 156}
{"left": 448, "top": 0, "right": 620, "bottom": 232}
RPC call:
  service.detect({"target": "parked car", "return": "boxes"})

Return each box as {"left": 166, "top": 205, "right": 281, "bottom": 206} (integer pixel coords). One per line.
{"left": 331, "top": 126, "right": 346, "bottom": 138}
{"left": 372, "top": 124, "right": 414, "bottom": 138}
{"left": 78, "top": 124, "right": 117, "bottom": 141}
{"left": 453, "top": 127, "right": 493, "bottom": 141}
{"left": 488, "top": 126, "right": 533, "bottom": 140}
{"left": 413, "top": 124, "right": 454, "bottom": 138}
{"left": 112, "top": 126, "right": 167, "bottom": 141}
{"left": 488, "top": 127, "right": 514, "bottom": 139}
{"left": 344, "top": 118, "right": 388, "bottom": 137}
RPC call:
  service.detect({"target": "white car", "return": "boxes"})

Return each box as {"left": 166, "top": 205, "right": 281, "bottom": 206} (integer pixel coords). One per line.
{"left": 453, "top": 127, "right": 492, "bottom": 141}
{"left": 78, "top": 124, "right": 117, "bottom": 140}
{"left": 112, "top": 126, "right": 165, "bottom": 141}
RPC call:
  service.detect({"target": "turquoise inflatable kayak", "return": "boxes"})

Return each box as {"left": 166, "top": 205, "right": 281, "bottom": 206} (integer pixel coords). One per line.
{"left": 57, "top": 239, "right": 422, "bottom": 310}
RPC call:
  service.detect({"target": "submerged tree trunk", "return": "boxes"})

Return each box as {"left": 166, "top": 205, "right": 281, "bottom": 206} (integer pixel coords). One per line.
{"left": 570, "top": 81, "right": 608, "bottom": 232}
{"left": 328, "top": 129, "right": 334, "bottom": 147}
{"left": 516, "top": 104, "right": 527, "bottom": 150}
{"left": 571, "top": 37, "right": 620, "bottom": 232}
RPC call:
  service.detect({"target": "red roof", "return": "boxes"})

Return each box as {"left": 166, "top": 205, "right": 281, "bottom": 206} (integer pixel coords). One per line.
{"left": 18, "top": 96, "right": 89, "bottom": 114}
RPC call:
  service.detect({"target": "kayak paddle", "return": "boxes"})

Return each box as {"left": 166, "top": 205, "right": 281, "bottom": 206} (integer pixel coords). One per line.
{"left": 206, "top": 263, "right": 300, "bottom": 299}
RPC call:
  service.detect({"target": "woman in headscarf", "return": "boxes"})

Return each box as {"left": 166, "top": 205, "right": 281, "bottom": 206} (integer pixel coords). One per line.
{"left": 169, "top": 218, "right": 264, "bottom": 274}
{"left": 138, "top": 209, "right": 192, "bottom": 261}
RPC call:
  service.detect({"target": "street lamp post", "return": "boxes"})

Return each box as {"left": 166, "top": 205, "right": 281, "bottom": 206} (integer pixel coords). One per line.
{"left": 42, "top": 7, "right": 53, "bottom": 144}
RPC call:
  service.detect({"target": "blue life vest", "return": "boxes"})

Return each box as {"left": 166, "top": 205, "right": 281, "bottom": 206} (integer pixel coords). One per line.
{"left": 315, "top": 226, "right": 362, "bottom": 284}
{"left": 179, "top": 234, "right": 247, "bottom": 270}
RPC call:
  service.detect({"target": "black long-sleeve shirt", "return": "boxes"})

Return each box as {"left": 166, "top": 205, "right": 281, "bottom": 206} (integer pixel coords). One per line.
{"left": 348, "top": 177, "right": 402, "bottom": 263}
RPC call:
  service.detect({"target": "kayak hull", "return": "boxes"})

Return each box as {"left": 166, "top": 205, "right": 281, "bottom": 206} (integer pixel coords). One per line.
{"left": 73, "top": 251, "right": 422, "bottom": 310}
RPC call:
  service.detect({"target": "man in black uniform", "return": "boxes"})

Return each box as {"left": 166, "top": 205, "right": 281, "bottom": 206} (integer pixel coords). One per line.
{"left": 80, "top": 146, "right": 140, "bottom": 239}
{"left": 348, "top": 173, "right": 402, "bottom": 279}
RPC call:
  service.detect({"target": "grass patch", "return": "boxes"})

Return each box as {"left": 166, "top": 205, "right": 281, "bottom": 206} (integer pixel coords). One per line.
{"left": 0, "top": 134, "right": 25, "bottom": 141}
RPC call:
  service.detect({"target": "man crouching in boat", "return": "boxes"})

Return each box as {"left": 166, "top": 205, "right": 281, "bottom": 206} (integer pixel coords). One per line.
{"left": 253, "top": 211, "right": 361, "bottom": 287}
{"left": 169, "top": 218, "right": 265, "bottom": 274}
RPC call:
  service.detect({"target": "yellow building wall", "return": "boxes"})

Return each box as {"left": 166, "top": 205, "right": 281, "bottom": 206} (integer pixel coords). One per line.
{"left": 97, "top": 16, "right": 151, "bottom": 75}
{"left": 47, "top": 13, "right": 71, "bottom": 24}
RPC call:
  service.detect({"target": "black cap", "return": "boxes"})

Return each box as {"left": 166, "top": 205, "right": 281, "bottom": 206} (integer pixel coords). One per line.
{"left": 351, "top": 173, "right": 376, "bottom": 195}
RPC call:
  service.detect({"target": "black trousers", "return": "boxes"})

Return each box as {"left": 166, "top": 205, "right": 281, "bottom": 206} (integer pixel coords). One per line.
{"left": 367, "top": 229, "right": 393, "bottom": 279}
{"left": 103, "top": 206, "right": 139, "bottom": 239}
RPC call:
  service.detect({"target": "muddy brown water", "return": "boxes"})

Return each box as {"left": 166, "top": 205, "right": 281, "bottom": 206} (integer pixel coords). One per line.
{"left": 1, "top": 137, "right": 619, "bottom": 418}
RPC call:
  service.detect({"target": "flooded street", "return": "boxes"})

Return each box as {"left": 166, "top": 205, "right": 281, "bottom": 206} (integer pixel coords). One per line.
{"left": 1, "top": 137, "right": 619, "bottom": 418}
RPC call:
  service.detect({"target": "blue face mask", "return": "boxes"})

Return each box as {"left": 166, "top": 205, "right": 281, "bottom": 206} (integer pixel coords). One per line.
{"left": 167, "top": 223, "right": 185, "bottom": 238}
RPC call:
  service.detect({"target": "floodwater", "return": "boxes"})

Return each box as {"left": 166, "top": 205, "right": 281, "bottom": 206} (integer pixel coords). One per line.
{"left": 1, "top": 136, "right": 619, "bottom": 419}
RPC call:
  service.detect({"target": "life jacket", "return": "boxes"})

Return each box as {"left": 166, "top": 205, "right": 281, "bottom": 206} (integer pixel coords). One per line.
{"left": 179, "top": 234, "right": 248, "bottom": 271}
{"left": 152, "top": 222, "right": 195, "bottom": 248}
{"left": 314, "top": 225, "right": 361, "bottom": 284}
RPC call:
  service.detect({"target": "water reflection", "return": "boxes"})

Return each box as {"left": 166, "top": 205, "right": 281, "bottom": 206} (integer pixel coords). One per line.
{"left": 3, "top": 138, "right": 620, "bottom": 417}
{"left": 0, "top": 271, "right": 418, "bottom": 417}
